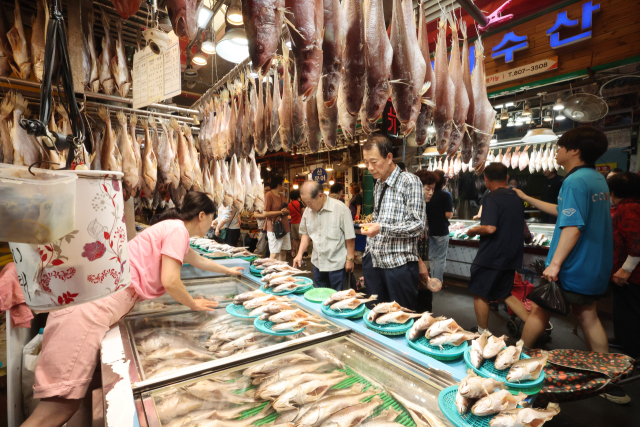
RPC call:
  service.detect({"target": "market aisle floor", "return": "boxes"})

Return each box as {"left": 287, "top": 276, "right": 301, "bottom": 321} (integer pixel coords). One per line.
{"left": 291, "top": 256, "right": 638, "bottom": 427}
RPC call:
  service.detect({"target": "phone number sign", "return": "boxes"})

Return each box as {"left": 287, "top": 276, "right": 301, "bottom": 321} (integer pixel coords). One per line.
{"left": 486, "top": 57, "right": 558, "bottom": 87}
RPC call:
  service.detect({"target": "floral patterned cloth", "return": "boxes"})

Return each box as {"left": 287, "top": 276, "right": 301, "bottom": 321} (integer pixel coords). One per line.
{"left": 527, "top": 348, "right": 634, "bottom": 405}
{"left": 610, "top": 198, "right": 640, "bottom": 284}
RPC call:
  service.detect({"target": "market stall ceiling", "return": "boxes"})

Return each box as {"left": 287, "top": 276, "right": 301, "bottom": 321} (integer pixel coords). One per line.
{"left": 1, "top": 0, "right": 575, "bottom": 108}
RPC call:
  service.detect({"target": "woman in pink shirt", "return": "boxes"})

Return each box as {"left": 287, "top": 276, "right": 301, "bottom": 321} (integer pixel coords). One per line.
{"left": 22, "top": 192, "right": 244, "bottom": 427}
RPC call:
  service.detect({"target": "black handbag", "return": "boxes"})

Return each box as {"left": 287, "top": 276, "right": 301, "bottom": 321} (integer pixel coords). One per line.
{"left": 528, "top": 279, "right": 571, "bottom": 316}
{"left": 272, "top": 219, "right": 287, "bottom": 239}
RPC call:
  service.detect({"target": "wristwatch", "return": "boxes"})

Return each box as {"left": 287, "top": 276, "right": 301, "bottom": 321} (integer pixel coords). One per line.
{"left": 346, "top": 257, "right": 355, "bottom": 262}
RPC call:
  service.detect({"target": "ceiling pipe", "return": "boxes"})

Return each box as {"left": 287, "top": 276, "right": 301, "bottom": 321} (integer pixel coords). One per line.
{"left": 457, "top": 0, "right": 489, "bottom": 26}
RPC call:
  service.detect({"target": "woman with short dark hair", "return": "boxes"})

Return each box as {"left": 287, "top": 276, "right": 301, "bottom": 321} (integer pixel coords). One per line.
{"left": 608, "top": 172, "right": 640, "bottom": 359}
{"left": 424, "top": 169, "right": 453, "bottom": 285}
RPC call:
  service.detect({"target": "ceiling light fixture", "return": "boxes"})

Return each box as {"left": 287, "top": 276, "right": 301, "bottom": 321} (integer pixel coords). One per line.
{"left": 494, "top": 104, "right": 503, "bottom": 109}
{"left": 197, "top": 6, "right": 214, "bottom": 29}
{"left": 293, "top": 184, "right": 299, "bottom": 189}
{"left": 543, "top": 110, "right": 552, "bottom": 122}
{"left": 505, "top": 101, "right": 515, "bottom": 107}
{"left": 495, "top": 119, "right": 502, "bottom": 129}
{"left": 522, "top": 127, "right": 558, "bottom": 143}
{"left": 216, "top": 27, "right": 249, "bottom": 63}
{"left": 226, "top": 0, "right": 243, "bottom": 26}
{"left": 553, "top": 98, "right": 565, "bottom": 110}
{"left": 506, "top": 117, "right": 515, "bottom": 127}
{"left": 490, "top": 135, "right": 498, "bottom": 144}
{"left": 500, "top": 108, "right": 509, "bottom": 120}
{"left": 266, "top": 165, "right": 271, "bottom": 171}
{"left": 202, "top": 31, "right": 216, "bottom": 54}
{"left": 192, "top": 43, "right": 207, "bottom": 65}
{"left": 555, "top": 112, "right": 566, "bottom": 121}
{"left": 523, "top": 102, "right": 532, "bottom": 117}
{"left": 329, "top": 180, "right": 335, "bottom": 185}
{"left": 358, "top": 162, "right": 366, "bottom": 168}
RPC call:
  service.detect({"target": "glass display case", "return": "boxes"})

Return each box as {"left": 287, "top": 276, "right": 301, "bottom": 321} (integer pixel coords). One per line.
{"left": 119, "top": 300, "right": 350, "bottom": 391}
{"left": 137, "top": 335, "right": 455, "bottom": 427}
{"left": 130, "top": 276, "right": 258, "bottom": 315}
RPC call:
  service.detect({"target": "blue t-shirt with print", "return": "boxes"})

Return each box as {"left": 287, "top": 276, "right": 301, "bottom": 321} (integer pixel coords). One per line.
{"left": 546, "top": 166, "right": 613, "bottom": 295}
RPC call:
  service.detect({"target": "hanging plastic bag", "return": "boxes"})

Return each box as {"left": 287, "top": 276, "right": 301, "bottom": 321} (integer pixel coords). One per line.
{"left": 22, "top": 330, "right": 43, "bottom": 418}
{"left": 528, "top": 279, "right": 570, "bottom": 316}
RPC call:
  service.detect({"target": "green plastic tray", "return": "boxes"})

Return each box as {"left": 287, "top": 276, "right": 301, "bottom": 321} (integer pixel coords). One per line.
{"left": 226, "top": 303, "right": 260, "bottom": 318}
{"left": 406, "top": 331, "right": 468, "bottom": 361}
{"left": 463, "top": 347, "right": 546, "bottom": 389}
{"left": 304, "top": 287, "right": 336, "bottom": 303}
{"left": 249, "top": 264, "right": 265, "bottom": 274}
{"left": 260, "top": 284, "right": 295, "bottom": 296}
{"left": 363, "top": 310, "right": 414, "bottom": 336}
{"left": 321, "top": 302, "right": 366, "bottom": 319}
{"left": 253, "top": 318, "right": 305, "bottom": 336}
{"left": 438, "top": 385, "right": 495, "bottom": 427}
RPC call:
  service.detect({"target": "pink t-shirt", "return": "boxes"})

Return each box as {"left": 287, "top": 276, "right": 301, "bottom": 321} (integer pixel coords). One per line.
{"left": 128, "top": 220, "right": 190, "bottom": 300}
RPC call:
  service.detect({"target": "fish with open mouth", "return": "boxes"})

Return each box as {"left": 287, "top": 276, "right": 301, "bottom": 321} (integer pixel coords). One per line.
{"left": 426, "top": 318, "right": 461, "bottom": 339}
{"left": 489, "top": 402, "right": 560, "bottom": 427}
{"left": 469, "top": 329, "right": 492, "bottom": 369}
{"left": 455, "top": 388, "right": 471, "bottom": 415}
{"left": 430, "top": 331, "right": 480, "bottom": 348}
{"left": 472, "top": 390, "right": 527, "bottom": 416}
{"left": 407, "top": 312, "right": 440, "bottom": 341}
{"left": 458, "top": 369, "right": 504, "bottom": 399}
{"left": 506, "top": 353, "right": 549, "bottom": 383}
{"left": 483, "top": 335, "right": 508, "bottom": 359}
{"left": 323, "top": 289, "right": 366, "bottom": 306}
{"left": 331, "top": 295, "right": 378, "bottom": 311}
{"left": 495, "top": 340, "right": 524, "bottom": 370}
{"left": 375, "top": 311, "right": 423, "bottom": 325}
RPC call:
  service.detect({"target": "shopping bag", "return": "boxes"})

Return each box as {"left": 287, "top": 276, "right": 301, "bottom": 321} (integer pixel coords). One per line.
{"left": 273, "top": 219, "right": 287, "bottom": 239}
{"left": 528, "top": 279, "right": 570, "bottom": 316}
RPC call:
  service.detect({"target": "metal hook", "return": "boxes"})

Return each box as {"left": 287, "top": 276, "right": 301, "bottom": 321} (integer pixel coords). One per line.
{"left": 28, "top": 161, "right": 62, "bottom": 176}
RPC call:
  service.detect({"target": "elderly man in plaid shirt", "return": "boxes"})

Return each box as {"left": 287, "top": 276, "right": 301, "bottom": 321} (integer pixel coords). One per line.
{"left": 360, "top": 135, "right": 427, "bottom": 311}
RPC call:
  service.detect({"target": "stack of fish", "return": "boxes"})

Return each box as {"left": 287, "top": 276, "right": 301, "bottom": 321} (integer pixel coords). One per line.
{"left": 455, "top": 369, "right": 560, "bottom": 426}
{"left": 191, "top": 237, "right": 255, "bottom": 257}
{"left": 407, "top": 314, "right": 480, "bottom": 349}
{"left": 323, "top": 289, "right": 378, "bottom": 311}
{"left": 366, "top": 301, "right": 425, "bottom": 325}
{"left": 468, "top": 330, "right": 549, "bottom": 382}
{"left": 134, "top": 310, "right": 295, "bottom": 377}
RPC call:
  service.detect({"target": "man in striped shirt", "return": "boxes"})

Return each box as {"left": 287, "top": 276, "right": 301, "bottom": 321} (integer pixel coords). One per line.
{"left": 360, "top": 135, "right": 426, "bottom": 311}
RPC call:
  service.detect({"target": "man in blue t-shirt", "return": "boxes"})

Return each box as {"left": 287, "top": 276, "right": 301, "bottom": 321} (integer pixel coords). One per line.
{"left": 515, "top": 127, "right": 612, "bottom": 355}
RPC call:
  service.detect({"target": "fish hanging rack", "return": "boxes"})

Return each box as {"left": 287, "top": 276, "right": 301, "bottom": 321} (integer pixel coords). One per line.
{"left": 192, "top": 57, "right": 252, "bottom": 110}
{"left": 421, "top": 139, "right": 561, "bottom": 157}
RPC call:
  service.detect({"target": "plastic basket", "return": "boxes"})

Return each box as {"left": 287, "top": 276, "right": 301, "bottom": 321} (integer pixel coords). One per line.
{"left": 0, "top": 164, "right": 77, "bottom": 244}
{"left": 406, "top": 331, "right": 468, "bottom": 361}
{"left": 363, "top": 310, "right": 414, "bottom": 336}
{"left": 226, "top": 303, "right": 260, "bottom": 318}
{"left": 253, "top": 318, "right": 305, "bottom": 336}
{"left": 463, "top": 347, "right": 546, "bottom": 389}
{"left": 438, "top": 385, "right": 496, "bottom": 427}
{"left": 322, "top": 302, "right": 366, "bottom": 319}
{"left": 304, "top": 287, "right": 336, "bottom": 303}
{"left": 249, "top": 264, "right": 265, "bottom": 275}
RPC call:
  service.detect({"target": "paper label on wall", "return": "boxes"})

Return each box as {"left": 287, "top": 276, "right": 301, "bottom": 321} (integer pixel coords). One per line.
{"left": 486, "top": 57, "right": 558, "bottom": 87}
{"left": 132, "top": 32, "right": 181, "bottom": 109}
{"left": 605, "top": 129, "right": 631, "bottom": 148}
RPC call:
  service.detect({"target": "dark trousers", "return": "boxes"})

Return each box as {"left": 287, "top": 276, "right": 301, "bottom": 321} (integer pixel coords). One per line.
{"left": 362, "top": 254, "right": 419, "bottom": 311}
{"left": 313, "top": 266, "right": 345, "bottom": 291}
{"left": 612, "top": 282, "right": 640, "bottom": 358}
{"left": 224, "top": 229, "right": 241, "bottom": 247}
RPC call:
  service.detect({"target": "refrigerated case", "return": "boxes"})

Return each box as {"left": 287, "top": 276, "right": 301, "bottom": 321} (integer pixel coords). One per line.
{"left": 130, "top": 276, "right": 259, "bottom": 315}
{"left": 136, "top": 334, "right": 456, "bottom": 427}
{"left": 445, "top": 219, "right": 555, "bottom": 280}
{"left": 118, "top": 298, "right": 350, "bottom": 393}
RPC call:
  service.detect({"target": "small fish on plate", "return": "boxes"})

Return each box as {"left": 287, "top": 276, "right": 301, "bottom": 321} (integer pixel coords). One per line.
{"left": 323, "top": 289, "right": 367, "bottom": 306}
{"left": 483, "top": 334, "right": 508, "bottom": 359}
{"left": 469, "top": 329, "right": 492, "bottom": 368}
{"left": 489, "top": 402, "right": 560, "bottom": 427}
{"left": 426, "top": 318, "right": 461, "bottom": 339}
{"left": 407, "top": 312, "right": 440, "bottom": 340}
{"left": 471, "top": 390, "right": 527, "bottom": 416}
{"left": 495, "top": 340, "right": 524, "bottom": 370}
{"left": 506, "top": 353, "right": 549, "bottom": 383}
{"left": 455, "top": 389, "right": 471, "bottom": 415}
{"left": 429, "top": 330, "right": 479, "bottom": 349}
{"left": 330, "top": 295, "right": 378, "bottom": 311}
{"left": 458, "top": 369, "right": 504, "bottom": 399}
{"left": 375, "top": 311, "right": 423, "bottom": 325}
